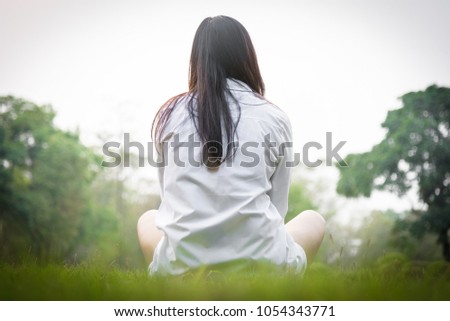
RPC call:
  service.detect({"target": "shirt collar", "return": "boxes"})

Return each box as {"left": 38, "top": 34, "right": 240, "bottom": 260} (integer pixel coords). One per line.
{"left": 226, "top": 78, "right": 253, "bottom": 92}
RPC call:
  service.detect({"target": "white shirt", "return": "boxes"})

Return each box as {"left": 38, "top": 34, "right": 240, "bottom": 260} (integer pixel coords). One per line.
{"left": 149, "top": 78, "right": 307, "bottom": 275}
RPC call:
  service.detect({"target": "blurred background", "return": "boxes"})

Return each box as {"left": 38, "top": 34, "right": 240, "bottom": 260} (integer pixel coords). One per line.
{"left": 1, "top": 0, "right": 449, "bottom": 269}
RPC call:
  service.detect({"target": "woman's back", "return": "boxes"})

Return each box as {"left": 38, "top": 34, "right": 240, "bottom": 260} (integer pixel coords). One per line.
{"left": 149, "top": 78, "right": 306, "bottom": 275}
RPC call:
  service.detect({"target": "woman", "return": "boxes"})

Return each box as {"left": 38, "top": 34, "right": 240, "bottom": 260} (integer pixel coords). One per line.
{"left": 138, "top": 16, "right": 325, "bottom": 276}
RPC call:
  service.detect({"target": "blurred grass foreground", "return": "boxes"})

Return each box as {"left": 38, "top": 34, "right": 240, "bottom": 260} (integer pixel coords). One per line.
{"left": 1, "top": 255, "right": 450, "bottom": 300}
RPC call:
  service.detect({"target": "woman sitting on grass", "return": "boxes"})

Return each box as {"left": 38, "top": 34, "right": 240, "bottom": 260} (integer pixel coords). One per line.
{"left": 137, "top": 15, "right": 325, "bottom": 276}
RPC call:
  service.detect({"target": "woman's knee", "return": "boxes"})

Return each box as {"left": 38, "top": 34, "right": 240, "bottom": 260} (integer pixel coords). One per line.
{"left": 137, "top": 210, "right": 162, "bottom": 243}
{"left": 300, "top": 210, "right": 326, "bottom": 224}
{"left": 298, "top": 210, "right": 326, "bottom": 237}
{"left": 137, "top": 210, "right": 158, "bottom": 229}
{"left": 137, "top": 210, "right": 162, "bottom": 263}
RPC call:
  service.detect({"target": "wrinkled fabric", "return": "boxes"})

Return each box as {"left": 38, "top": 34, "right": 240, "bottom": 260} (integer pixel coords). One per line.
{"left": 149, "top": 78, "right": 307, "bottom": 276}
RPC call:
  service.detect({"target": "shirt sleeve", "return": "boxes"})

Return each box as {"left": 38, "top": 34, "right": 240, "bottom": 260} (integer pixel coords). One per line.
{"left": 267, "top": 113, "right": 293, "bottom": 218}
{"left": 157, "top": 144, "right": 165, "bottom": 197}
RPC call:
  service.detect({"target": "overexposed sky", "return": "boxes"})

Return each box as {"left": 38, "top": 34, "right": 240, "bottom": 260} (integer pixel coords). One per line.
{"left": 1, "top": 0, "right": 449, "bottom": 218}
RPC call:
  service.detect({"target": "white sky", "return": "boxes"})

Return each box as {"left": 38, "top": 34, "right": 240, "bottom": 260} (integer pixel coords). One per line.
{"left": 1, "top": 0, "right": 449, "bottom": 222}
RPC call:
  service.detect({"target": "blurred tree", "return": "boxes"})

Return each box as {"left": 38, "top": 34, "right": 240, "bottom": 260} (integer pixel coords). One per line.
{"left": 285, "top": 179, "right": 317, "bottom": 222}
{"left": 336, "top": 85, "right": 450, "bottom": 261}
{"left": 354, "top": 210, "right": 397, "bottom": 265}
{"left": 355, "top": 209, "right": 440, "bottom": 263}
{"left": 0, "top": 96, "right": 97, "bottom": 261}
{"left": 0, "top": 96, "right": 162, "bottom": 267}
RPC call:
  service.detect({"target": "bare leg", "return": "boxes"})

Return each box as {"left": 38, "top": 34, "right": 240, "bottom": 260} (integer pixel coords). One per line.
{"left": 285, "top": 210, "right": 326, "bottom": 264}
{"left": 137, "top": 210, "right": 164, "bottom": 264}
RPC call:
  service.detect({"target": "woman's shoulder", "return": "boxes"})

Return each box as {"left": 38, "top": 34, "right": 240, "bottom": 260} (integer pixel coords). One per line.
{"left": 226, "top": 79, "right": 291, "bottom": 125}
{"left": 240, "top": 94, "right": 291, "bottom": 131}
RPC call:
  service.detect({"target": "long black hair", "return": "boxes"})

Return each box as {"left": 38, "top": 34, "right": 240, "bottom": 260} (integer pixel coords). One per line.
{"left": 152, "top": 16, "right": 265, "bottom": 167}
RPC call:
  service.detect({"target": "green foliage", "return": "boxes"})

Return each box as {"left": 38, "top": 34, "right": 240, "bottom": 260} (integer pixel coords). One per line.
{"left": 0, "top": 96, "right": 163, "bottom": 267}
{"left": 0, "top": 96, "right": 101, "bottom": 262}
{"left": 345, "top": 210, "right": 400, "bottom": 265}
{"left": 336, "top": 85, "right": 450, "bottom": 260}
{"left": 0, "top": 262, "right": 449, "bottom": 300}
{"left": 285, "top": 180, "right": 317, "bottom": 222}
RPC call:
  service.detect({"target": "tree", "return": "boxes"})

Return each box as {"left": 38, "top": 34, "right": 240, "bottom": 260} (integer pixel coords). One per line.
{"left": 336, "top": 85, "right": 450, "bottom": 261}
{"left": 0, "top": 96, "right": 98, "bottom": 261}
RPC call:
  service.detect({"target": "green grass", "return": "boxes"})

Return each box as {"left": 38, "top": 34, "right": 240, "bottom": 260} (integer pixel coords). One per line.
{"left": 1, "top": 257, "right": 450, "bottom": 300}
